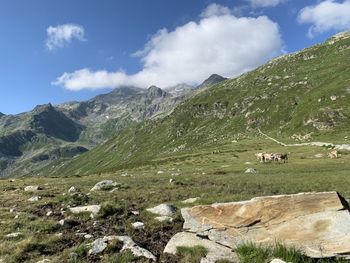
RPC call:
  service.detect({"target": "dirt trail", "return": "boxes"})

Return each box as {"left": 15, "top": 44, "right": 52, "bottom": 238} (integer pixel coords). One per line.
{"left": 257, "top": 129, "right": 350, "bottom": 150}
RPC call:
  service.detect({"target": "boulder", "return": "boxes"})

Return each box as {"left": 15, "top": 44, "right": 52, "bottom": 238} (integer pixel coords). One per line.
{"left": 164, "top": 232, "right": 238, "bottom": 263}
{"left": 181, "top": 191, "right": 350, "bottom": 259}
{"left": 146, "top": 204, "right": 176, "bottom": 217}
{"left": 90, "top": 180, "right": 119, "bottom": 191}
{"left": 24, "top": 185, "right": 40, "bottom": 192}
{"left": 69, "top": 205, "right": 101, "bottom": 215}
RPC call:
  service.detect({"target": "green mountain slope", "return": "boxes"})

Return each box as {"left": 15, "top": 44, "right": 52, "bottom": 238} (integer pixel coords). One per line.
{"left": 49, "top": 32, "right": 350, "bottom": 176}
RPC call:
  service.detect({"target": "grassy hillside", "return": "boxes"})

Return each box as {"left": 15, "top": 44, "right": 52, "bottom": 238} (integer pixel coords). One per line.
{"left": 48, "top": 32, "right": 350, "bottom": 176}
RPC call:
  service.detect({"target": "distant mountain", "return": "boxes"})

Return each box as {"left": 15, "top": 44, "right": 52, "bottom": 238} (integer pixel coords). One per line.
{"left": 0, "top": 76, "right": 218, "bottom": 177}
{"left": 49, "top": 31, "right": 350, "bottom": 176}
{"left": 0, "top": 112, "right": 4, "bottom": 118}
{"left": 196, "top": 74, "right": 227, "bottom": 89}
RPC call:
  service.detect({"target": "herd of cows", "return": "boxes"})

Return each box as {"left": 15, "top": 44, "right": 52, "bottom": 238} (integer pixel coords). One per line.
{"left": 255, "top": 152, "right": 289, "bottom": 163}
{"left": 255, "top": 150, "right": 339, "bottom": 163}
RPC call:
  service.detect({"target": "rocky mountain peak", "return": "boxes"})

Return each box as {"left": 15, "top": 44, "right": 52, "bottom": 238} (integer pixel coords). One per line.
{"left": 0, "top": 112, "right": 4, "bottom": 118}
{"left": 147, "top": 85, "right": 167, "bottom": 98}
{"left": 197, "top": 74, "right": 227, "bottom": 89}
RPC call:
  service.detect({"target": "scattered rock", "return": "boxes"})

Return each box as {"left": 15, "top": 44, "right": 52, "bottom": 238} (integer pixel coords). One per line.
{"left": 5, "top": 232, "right": 21, "bottom": 238}
{"left": 181, "top": 191, "right": 350, "bottom": 258}
{"left": 9, "top": 208, "right": 16, "bottom": 213}
{"left": 169, "top": 178, "right": 175, "bottom": 183}
{"left": 89, "top": 238, "right": 107, "bottom": 255}
{"left": 117, "top": 236, "right": 156, "bottom": 261}
{"left": 46, "top": 211, "right": 53, "bottom": 216}
{"left": 68, "top": 186, "right": 79, "bottom": 193}
{"left": 90, "top": 180, "right": 119, "bottom": 191}
{"left": 36, "top": 259, "right": 51, "bottom": 263}
{"left": 24, "top": 185, "right": 40, "bottom": 192}
{"left": 182, "top": 197, "right": 200, "bottom": 204}
{"left": 28, "top": 196, "right": 41, "bottom": 202}
{"left": 147, "top": 204, "right": 176, "bottom": 217}
{"left": 109, "top": 187, "right": 119, "bottom": 193}
{"left": 164, "top": 232, "right": 238, "bottom": 263}
{"left": 244, "top": 168, "right": 257, "bottom": 174}
{"left": 131, "top": 210, "right": 140, "bottom": 215}
{"left": 131, "top": 222, "right": 145, "bottom": 230}
{"left": 69, "top": 205, "right": 101, "bottom": 215}
{"left": 59, "top": 218, "right": 79, "bottom": 229}
{"left": 155, "top": 216, "right": 173, "bottom": 223}
{"left": 157, "top": 171, "right": 164, "bottom": 174}
{"left": 270, "top": 259, "right": 289, "bottom": 263}
{"left": 84, "top": 234, "right": 93, "bottom": 239}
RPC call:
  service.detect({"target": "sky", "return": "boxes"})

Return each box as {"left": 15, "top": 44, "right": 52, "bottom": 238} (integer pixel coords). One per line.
{"left": 1, "top": 0, "right": 350, "bottom": 114}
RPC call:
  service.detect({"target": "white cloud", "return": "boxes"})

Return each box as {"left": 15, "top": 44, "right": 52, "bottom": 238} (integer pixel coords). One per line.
{"left": 53, "top": 4, "right": 283, "bottom": 91}
{"left": 298, "top": 0, "right": 350, "bottom": 38}
{"left": 46, "top": 24, "right": 86, "bottom": 50}
{"left": 200, "top": 3, "right": 231, "bottom": 18}
{"left": 247, "top": 0, "right": 284, "bottom": 8}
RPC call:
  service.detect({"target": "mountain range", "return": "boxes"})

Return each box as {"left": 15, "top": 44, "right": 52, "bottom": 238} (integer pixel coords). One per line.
{"left": 42, "top": 31, "right": 350, "bottom": 176}
{"left": 0, "top": 74, "right": 226, "bottom": 177}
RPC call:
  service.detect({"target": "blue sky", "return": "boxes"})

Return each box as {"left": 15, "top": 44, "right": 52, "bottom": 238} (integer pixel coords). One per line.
{"left": 1, "top": 0, "right": 350, "bottom": 114}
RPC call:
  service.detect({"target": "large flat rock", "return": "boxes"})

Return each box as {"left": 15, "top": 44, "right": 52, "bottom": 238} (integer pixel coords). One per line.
{"left": 181, "top": 191, "right": 350, "bottom": 258}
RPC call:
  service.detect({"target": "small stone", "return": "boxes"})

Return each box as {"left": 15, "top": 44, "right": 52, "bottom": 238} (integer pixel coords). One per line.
{"left": 36, "top": 259, "right": 51, "bottom": 263}
{"left": 5, "top": 232, "right": 21, "bottom": 238}
{"left": 24, "top": 185, "right": 40, "bottom": 192}
{"left": 157, "top": 171, "right": 164, "bottom": 174}
{"left": 155, "top": 216, "right": 173, "bottom": 223}
{"left": 68, "top": 186, "right": 79, "bottom": 193}
{"left": 28, "top": 196, "right": 41, "bottom": 202}
{"left": 147, "top": 204, "right": 176, "bottom": 217}
{"left": 89, "top": 238, "right": 107, "bottom": 255}
{"left": 270, "top": 259, "right": 288, "bottom": 263}
{"left": 131, "top": 210, "right": 140, "bottom": 215}
{"left": 46, "top": 211, "right": 53, "bottom": 216}
{"left": 84, "top": 234, "right": 93, "bottom": 239}
{"left": 9, "top": 208, "right": 16, "bottom": 213}
{"left": 109, "top": 187, "right": 119, "bottom": 193}
{"left": 244, "top": 168, "right": 258, "bottom": 174}
{"left": 169, "top": 178, "right": 175, "bottom": 183}
{"left": 182, "top": 197, "right": 200, "bottom": 204}
{"left": 132, "top": 222, "right": 145, "bottom": 230}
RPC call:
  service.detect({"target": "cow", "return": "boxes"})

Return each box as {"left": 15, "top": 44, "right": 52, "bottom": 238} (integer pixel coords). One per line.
{"left": 255, "top": 152, "right": 264, "bottom": 163}
{"left": 262, "top": 153, "right": 274, "bottom": 162}
{"left": 328, "top": 150, "right": 338, "bottom": 159}
{"left": 272, "top": 153, "right": 288, "bottom": 163}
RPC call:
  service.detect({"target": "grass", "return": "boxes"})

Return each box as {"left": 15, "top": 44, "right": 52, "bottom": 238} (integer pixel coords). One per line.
{"left": 237, "top": 243, "right": 349, "bottom": 263}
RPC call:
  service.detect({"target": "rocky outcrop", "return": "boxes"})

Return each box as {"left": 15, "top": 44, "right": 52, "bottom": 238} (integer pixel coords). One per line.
{"left": 90, "top": 180, "right": 119, "bottom": 191}
{"left": 147, "top": 204, "right": 177, "bottom": 217}
{"left": 179, "top": 191, "right": 350, "bottom": 259}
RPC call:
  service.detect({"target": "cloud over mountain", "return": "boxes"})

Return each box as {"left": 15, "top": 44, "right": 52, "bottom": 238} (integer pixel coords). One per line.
{"left": 298, "top": 0, "right": 350, "bottom": 38}
{"left": 53, "top": 4, "right": 283, "bottom": 91}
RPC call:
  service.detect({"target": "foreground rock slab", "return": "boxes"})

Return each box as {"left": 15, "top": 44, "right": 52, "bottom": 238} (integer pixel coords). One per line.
{"left": 181, "top": 191, "right": 350, "bottom": 258}
{"left": 164, "top": 232, "right": 238, "bottom": 263}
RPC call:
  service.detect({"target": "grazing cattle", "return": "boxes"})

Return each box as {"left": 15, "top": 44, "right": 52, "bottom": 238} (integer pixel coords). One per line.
{"left": 255, "top": 153, "right": 264, "bottom": 162}
{"left": 273, "top": 153, "right": 288, "bottom": 163}
{"left": 262, "top": 153, "right": 274, "bottom": 162}
{"left": 328, "top": 150, "right": 338, "bottom": 159}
